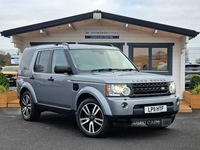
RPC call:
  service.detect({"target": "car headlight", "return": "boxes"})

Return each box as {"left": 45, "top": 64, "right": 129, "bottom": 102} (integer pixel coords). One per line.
{"left": 106, "top": 84, "right": 131, "bottom": 96}
{"left": 169, "top": 82, "right": 176, "bottom": 94}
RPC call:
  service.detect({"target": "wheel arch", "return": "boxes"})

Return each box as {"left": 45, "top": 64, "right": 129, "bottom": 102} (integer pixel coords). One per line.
{"left": 74, "top": 87, "right": 112, "bottom": 116}
{"left": 19, "top": 82, "right": 38, "bottom": 104}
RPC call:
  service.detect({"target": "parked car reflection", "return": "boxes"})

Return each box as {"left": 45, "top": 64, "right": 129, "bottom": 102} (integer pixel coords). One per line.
{"left": 185, "top": 63, "right": 200, "bottom": 88}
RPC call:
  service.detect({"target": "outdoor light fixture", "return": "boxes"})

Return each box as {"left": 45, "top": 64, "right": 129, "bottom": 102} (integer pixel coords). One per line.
{"left": 68, "top": 23, "right": 76, "bottom": 31}
{"left": 39, "top": 29, "right": 49, "bottom": 36}
{"left": 125, "top": 24, "right": 129, "bottom": 30}
{"left": 93, "top": 12, "right": 102, "bottom": 20}
{"left": 153, "top": 29, "right": 158, "bottom": 36}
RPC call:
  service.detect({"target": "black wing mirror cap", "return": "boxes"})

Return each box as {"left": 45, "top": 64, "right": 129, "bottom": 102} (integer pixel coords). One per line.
{"left": 54, "top": 65, "right": 72, "bottom": 74}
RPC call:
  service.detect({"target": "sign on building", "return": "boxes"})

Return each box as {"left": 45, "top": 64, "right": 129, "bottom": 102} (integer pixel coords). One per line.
{"left": 85, "top": 30, "right": 119, "bottom": 39}
{"left": 11, "top": 55, "right": 19, "bottom": 64}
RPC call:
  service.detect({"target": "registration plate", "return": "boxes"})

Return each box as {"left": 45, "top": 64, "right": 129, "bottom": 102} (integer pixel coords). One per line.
{"left": 144, "top": 105, "right": 167, "bottom": 114}
{"left": 188, "top": 74, "right": 198, "bottom": 77}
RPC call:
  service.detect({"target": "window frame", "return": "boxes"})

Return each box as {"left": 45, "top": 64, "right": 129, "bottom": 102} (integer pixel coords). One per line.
{"left": 127, "top": 43, "right": 174, "bottom": 75}
{"left": 51, "top": 49, "right": 69, "bottom": 73}
{"left": 34, "top": 50, "right": 52, "bottom": 73}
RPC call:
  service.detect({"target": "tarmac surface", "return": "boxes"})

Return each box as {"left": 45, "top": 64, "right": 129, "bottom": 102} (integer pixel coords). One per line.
{"left": 0, "top": 108, "right": 200, "bottom": 150}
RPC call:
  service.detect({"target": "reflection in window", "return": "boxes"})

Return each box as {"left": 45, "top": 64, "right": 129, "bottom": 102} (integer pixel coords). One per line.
{"left": 52, "top": 50, "right": 68, "bottom": 73}
{"left": 128, "top": 43, "right": 173, "bottom": 75}
{"left": 152, "top": 48, "right": 167, "bottom": 71}
{"left": 69, "top": 49, "right": 135, "bottom": 71}
{"left": 133, "top": 48, "right": 149, "bottom": 70}
{"left": 34, "top": 51, "right": 51, "bottom": 73}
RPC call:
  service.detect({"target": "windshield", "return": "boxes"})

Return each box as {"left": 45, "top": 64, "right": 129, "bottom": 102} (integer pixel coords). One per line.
{"left": 1, "top": 66, "right": 18, "bottom": 71}
{"left": 69, "top": 49, "right": 136, "bottom": 71}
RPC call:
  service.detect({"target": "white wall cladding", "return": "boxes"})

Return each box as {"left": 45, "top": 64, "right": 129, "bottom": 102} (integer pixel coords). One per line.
{"left": 21, "top": 24, "right": 183, "bottom": 97}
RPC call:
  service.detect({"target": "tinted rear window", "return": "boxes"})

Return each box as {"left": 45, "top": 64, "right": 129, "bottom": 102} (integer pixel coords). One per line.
{"left": 19, "top": 48, "right": 35, "bottom": 70}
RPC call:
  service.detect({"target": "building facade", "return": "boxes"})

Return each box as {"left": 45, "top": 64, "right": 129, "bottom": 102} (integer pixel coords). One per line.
{"left": 1, "top": 10, "right": 199, "bottom": 98}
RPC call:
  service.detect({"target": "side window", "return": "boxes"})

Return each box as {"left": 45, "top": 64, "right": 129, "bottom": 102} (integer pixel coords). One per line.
{"left": 34, "top": 51, "right": 51, "bottom": 73}
{"left": 19, "top": 48, "right": 35, "bottom": 70}
{"left": 51, "top": 49, "right": 68, "bottom": 73}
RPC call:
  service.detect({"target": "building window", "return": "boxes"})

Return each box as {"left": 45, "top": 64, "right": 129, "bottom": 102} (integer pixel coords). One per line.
{"left": 128, "top": 43, "right": 174, "bottom": 75}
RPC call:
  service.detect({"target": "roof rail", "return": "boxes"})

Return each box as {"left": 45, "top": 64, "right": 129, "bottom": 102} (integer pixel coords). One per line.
{"left": 62, "top": 42, "right": 70, "bottom": 49}
{"left": 109, "top": 44, "right": 115, "bottom": 47}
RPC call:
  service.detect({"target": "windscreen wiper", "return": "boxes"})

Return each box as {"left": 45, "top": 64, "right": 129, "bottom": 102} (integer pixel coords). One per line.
{"left": 91, "top": 68, "right": 116, "bottom": 72}
{"left": 117, "top": 68, "right": 136, "bottom": 71}
{"left": 91, "top": 68, "right": 136, "bottom": 72}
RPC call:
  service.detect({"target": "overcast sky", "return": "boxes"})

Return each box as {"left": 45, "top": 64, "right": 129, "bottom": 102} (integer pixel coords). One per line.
{"left": 0, "top": 0, "right": 200, "bottom": 55}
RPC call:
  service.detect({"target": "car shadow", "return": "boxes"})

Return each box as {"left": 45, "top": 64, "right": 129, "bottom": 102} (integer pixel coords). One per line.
{"left": 36, "top": 112, "right": 175, "bottom": 139}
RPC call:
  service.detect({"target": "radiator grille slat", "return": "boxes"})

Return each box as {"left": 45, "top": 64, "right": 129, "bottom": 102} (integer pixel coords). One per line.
{"left": 131, "top": 82, "right": 169, "bottom": 96}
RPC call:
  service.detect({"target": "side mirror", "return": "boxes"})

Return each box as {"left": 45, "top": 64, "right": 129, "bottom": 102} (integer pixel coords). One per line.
{"left": 54, "top": 65, "right": 72, "bottom": 74}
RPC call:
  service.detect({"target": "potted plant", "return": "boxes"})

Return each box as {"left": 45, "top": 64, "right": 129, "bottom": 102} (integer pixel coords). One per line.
{"left": 184, "top": 76, "right": 200, "bottom": 109}
{"left": 0, "top": 72, "right": 18, "bottom": 107}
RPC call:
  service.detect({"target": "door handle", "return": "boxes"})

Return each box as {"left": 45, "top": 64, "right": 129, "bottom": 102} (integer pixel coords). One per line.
{"left": 48, "top": 77, "right": 54, "bottom": 81}
{"left": 29, "top": 75, "right": 34, "bottom": 79}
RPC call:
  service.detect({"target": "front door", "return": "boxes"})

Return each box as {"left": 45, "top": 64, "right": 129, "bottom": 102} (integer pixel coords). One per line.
{"left": 45, "top": 49, "right": 72, "bottom": 110}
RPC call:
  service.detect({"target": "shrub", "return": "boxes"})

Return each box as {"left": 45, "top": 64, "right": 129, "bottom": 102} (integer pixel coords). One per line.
{"left": 0, "top": 85, "right": 9, "bottom": 93}
{"left": 191, "top": 85, "right": 200, "bottom": 94}
{"left": 0, "top": 72, "right": 9, "bottom": 92}
{"left": 189, "top": 76, "right": 200, "bottom": 90}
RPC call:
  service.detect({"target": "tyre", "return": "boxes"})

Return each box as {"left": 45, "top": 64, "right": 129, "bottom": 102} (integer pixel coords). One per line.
{"left": 76, "top": 98, "right": 111, "bottom": 137}
{"left": 20, "top": 91, "right": 41, "bottom": 121}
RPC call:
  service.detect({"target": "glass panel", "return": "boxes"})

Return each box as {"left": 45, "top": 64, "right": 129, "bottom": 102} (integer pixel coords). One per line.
{"left": 52, "top": 50, "right": 68, "bottom": 73}
{"left": 133, "top": 48, "right": 149, "bottom": 70}
{"left": 152, "top": 48, "right": 167, "bottom": 71}
{"left": 19, "top": 49, "right": 35, "bottom": 70}
{"left": 34, "top": 51, "right": 51, "bottom": 73}
{"left": 69, "top": 49, "right": 136, "bottom": 71}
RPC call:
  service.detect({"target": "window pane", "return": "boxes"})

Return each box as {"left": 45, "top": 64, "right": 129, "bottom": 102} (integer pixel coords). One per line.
{"left": 152, "top": 48, "right": 167, "bottom": 71}
{"left": 52, "top": 50, "right": 68, "bottom": 73}
{"left": 19, "top": 49, "right": 35, "bottom": 70}
{"left": 34, "top": 51, "right": 51, "bottom": 73}
{"left": 133, "top": 48, "right": 149, "bottom": 70}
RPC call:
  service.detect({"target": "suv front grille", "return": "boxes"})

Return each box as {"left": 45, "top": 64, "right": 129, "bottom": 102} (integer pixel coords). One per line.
{"left": 131, "top": 82, "right": 169, "bottom": 97}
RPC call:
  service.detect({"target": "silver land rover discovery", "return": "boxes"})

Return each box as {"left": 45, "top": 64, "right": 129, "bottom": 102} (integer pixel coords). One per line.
{"left": 17, "top": 43, "right": 179, "bottom": 137}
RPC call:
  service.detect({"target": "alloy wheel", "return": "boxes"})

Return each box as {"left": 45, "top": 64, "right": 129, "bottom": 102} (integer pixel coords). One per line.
{"left": 21, "top": 94, "right": 32, "bottom": 118}
{"left": 79, "top": 103, "right": 104, "bottom": 134}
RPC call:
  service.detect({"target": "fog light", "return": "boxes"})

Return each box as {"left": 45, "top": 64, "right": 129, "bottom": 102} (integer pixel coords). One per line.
{"left": 176, "top": 99, "right": 180, "bottom": 105}
{"left": 121, "top": 102, "right": 128, "bottom": 109}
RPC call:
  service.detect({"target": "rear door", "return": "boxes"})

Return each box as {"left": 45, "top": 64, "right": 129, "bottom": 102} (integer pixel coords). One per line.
{"left": 31, "top": 50, "right": 52, "bottom": 103}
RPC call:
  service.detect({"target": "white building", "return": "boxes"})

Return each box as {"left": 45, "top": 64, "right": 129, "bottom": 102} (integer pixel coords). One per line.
{"left": 1, "top": 10, "right": 199, "bottom": 98}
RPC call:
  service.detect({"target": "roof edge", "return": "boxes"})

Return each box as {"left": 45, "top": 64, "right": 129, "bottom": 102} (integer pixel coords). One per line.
{"left": 102, "top": 11, "right": 199, "bottom": 38}
{"left": 1, "top": 10, "right": 199, "bottom": 38}
{"left": 1, "top": 11, "right": 93, "bottom": 37}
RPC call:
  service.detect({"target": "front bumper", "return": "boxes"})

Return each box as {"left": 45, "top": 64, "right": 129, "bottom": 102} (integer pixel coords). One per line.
{"left": 106, "top": 95, "right": 179, "bottom": 117}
